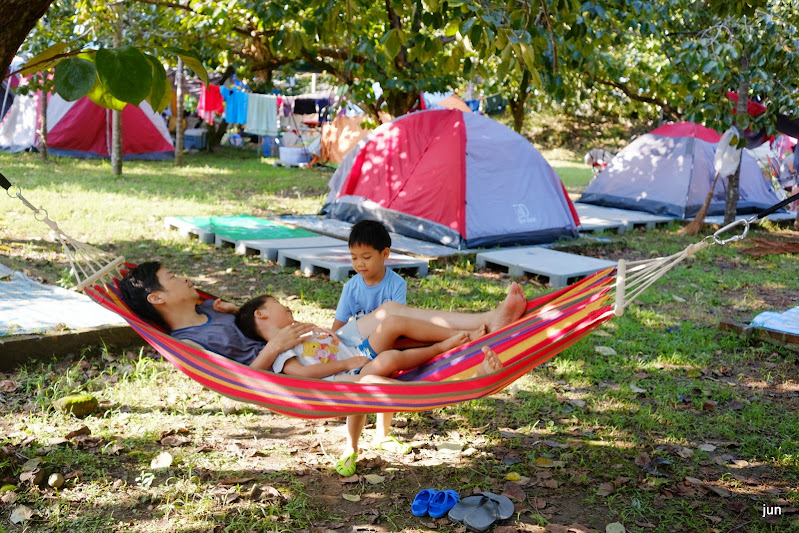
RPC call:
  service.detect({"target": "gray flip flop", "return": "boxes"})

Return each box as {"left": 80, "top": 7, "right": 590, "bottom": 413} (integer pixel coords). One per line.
{"left": 462, "top": 492, "right": 515, "bottom": 532}
{"left": 447, "top": 494, "right": 486, "bottom": 523}
{"left": 480, "top": 492, "right": 514, "bottom": 519}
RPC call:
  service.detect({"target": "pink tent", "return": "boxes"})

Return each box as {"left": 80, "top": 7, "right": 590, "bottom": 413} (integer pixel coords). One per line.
{"left": 322, "top": 109, "right": 579, "bottom": 248}
{"left": 47, "top": 95, "right": 174, "bottom": 160}
{"left": 0, "top": 90, "right": 173, "bottom": 160}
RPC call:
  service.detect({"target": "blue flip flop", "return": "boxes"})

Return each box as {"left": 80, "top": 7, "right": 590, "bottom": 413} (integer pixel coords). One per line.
{"left": 428, "top": 489, "right": 460, "bottom": 518}
{"left": 411, "top": 488, "right": 439, "bottom": 517}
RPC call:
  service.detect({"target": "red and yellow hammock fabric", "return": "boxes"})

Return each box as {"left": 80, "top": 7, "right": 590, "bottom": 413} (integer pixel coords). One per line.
{"left": 85, "top": 267, "right": 616, "bottom": 419}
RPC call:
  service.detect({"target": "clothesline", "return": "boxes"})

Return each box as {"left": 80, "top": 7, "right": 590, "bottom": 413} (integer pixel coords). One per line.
{"left": 196, "top": 83, "right": 335, "bottom": 137}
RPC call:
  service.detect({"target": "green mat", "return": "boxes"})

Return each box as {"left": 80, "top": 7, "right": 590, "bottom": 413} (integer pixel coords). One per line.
{"left": 174, "top": 215, "right": 317, "bottom": 241}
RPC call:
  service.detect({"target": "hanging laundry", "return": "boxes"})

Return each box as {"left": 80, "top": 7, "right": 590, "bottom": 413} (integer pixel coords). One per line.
{"left": 244, "top": 93, "right": 278, "bottom": 136}
{"left": 197, "top": 83, "right": 224, "bottom": 125}
{"left": 220, "top": 86, "right": 248, "bottom": 125}
{"left": 316, "top": 98, "right": 332, "bottom": 124}
{"left": 292, "top": 98, "right": 316, "bottom": 115}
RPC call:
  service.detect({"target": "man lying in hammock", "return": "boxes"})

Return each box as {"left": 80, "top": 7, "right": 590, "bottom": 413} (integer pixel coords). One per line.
{"left": 118, "top": 261, "right": 524, "bottom": 474}
{"left": 118, "top": 261, "right": 527, "bottom": 373}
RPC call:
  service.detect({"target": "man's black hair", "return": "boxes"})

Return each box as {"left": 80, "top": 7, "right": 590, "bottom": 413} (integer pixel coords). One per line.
{"left": 118, "top": 261, "right": 169, "bottom": 331}
{"left": 235, "top": 294, "right": 272, "bottom": 342}
{"left": 348, "top": 219, "right": 391, "bottom": 251}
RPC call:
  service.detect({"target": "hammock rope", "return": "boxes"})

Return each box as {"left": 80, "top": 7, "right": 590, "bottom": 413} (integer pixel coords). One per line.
{"left": 6, "top": 172, "right": 793, "bottom": 418}
{"left": 2, "top": 173, "right": 125, "bottom": 291}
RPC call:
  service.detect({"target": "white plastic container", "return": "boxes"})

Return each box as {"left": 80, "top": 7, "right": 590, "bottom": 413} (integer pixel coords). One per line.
{"left": 279, "top": 146, "right": 311, "bottom": 165}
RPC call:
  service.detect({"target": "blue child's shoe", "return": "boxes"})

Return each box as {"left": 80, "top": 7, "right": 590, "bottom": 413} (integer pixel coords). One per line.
{"left": 411, "top": 488, "right": 439, "bottom": 517}
{"left": 428, "top": 489, "right": 460, "bottom": 518}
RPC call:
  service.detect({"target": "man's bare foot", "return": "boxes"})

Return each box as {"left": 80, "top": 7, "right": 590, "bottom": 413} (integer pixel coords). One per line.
{"left": 487, "top": 282, "right": 527, "bottom": 332}
{"left": 474, "top": 346, "right": 503, "bottom": 377}
{"left": 435, "top": 332, "right": 470, "bottom": 352}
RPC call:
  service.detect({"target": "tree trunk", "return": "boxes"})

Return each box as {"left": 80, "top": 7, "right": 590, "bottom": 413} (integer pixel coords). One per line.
{"left": 509, "top": 70, "right": 531, "bottom": 133}
{"left": 724, "top": 60, "right": 750, "bottom": 225}
{"left": 110, "top": 7, "right": 123, "bottom": 175}
{"left": 174, "top": 57, "right": 184, "bottom": 166}
{"left": 38, "top": 90, "right": 48, "bottom": 161}
{"left": 0, "top": 0, "right": 54, "bottom": 78}
{"left": 384, "top": 90, "right": 416, "bottom": 120}
{"left": 111, "top": 109, "right": 122, "bottom": 174}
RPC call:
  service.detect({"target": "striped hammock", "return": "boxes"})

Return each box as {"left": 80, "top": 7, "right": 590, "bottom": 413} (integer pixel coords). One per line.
{"left": 84, "top": 267, "right": 616, "bottom": 419}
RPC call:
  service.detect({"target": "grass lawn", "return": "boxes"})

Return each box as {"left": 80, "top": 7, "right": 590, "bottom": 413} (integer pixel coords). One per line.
{"left": 0, "top": 147, "right": 798, "bottom": 533}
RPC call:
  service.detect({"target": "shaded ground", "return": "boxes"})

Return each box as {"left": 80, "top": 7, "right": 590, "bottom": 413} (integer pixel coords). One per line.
{"left": 1, "top": 227, "right": 798, "bottom": 532}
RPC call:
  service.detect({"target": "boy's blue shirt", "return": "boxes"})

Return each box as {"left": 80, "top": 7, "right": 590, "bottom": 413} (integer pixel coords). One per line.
{"left": 334, "top": 268, "right": 407, "bottom": 323}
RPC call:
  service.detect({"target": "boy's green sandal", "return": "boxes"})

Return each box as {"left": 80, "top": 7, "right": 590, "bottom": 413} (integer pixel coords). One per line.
{"left": 374, "top": 435, "right": 412, "bottom": 455}
{"left": 335, "top": 452, "right": 358, "bottom": 476}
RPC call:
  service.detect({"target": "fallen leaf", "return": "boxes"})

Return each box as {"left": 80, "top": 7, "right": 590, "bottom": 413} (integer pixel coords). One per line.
{"left": 701, "top": 514, "right": 722, "bottom": 523}
{"left": 605, "top": 523, "right": 626, "bottom": 533}
{"left": 567, "top": 399, "right": 587, "bottom": 408}
{"left": 363, "top": 474, "right": 385, "bottom": 485}
{"left": 161, "top": 435, "right": 191, "bottom": 447}
{"left": 597, "top": 483, "right": 615, "bottom": 496}
{"left": 506, "top": 472, "right": 521, "bottom": 481}
{"left": 534, "top": 457, "right": 565, "bottom": 468}
{"left": 629, "top": 384, "right": 646, "bottom": 394}
{"left": 10, "top": 505, "right": 34, "bottom": 524}
{"left": 634, "top": 521, "right": 656, "bottom": 528}
{"left": 634, "top": 452, "right": 651, "bottom": 468}
{"left": 540, "top": 479, "right": 560, "bottom": 489}
{"left": 150, "top": 451, "right": 173, "bottom": 469}
{"left": 437, "top": 441, "right": 462, "bottom": 453}
{"left": 103, "top": 442, "right": 124, "bottom": 455}
{"left": 675, "top": 447, "right": 694, "bottom": 458}
{"left": 502, "top": 481, "right": 526, "bottom": 501}
{"left": 705, "top": 484, "right": 731, "bottom": 498}
{"left": 342, "top": 493, "right": 361, "bottom": 502}
{"left": 698, "top": 444, "right": 717, "bottom": 452}
{"left": 339, "top": 474, "right": 359, "bottom": 483}
{"left": 21, "top": 459, "right": 41, "bottom": 472}
{"left": 685, "top": 477, "right": 703, "bottom": 485}
{"left": 595, "top": 346, "right": 617, "bottom": 356}
{"left": 0, "top": 380, "right": 20, "bottom": 392}
{"left": 65, "top": 426, "right": 91, "bottom": 440}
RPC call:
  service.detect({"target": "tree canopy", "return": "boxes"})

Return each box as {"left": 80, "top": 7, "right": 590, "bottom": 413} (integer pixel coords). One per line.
{"left": 4, "top": 0, "right": 798, "bottom": 138}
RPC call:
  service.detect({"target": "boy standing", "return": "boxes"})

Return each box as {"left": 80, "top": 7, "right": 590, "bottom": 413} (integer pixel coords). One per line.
{"left": 332, "top": 220, "right": 413, "bottom": 460}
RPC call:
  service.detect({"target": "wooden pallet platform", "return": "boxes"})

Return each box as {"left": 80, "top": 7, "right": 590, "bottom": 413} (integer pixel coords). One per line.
{"left": 476, "top": 247, "right": 616, "bottom": 287}
{"left": 236, "top": 236, "right": 346, "bottom": 262}
{"left": 277, "top": 248, "right": 429, "bottom": 282}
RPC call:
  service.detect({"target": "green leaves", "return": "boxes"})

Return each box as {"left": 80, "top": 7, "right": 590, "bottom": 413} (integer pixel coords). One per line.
{"left": 53, "top": 57, "right": 96, "bottom": 101}
{"left": 20, "top": 42, "right": 68, "bottom": 76}
{"left": 145, "top": 55, "right": 172, "bottom": 113}
{"left": 96, "top": 46, "right": 153, "bottom": 105}
{"left": 164, "top": 47, "right": 209, "bottom": 86}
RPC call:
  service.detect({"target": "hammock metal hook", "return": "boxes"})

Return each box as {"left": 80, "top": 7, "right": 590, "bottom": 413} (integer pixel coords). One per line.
{"left": 711, "top": 218, "right": 750, "bottom": 245}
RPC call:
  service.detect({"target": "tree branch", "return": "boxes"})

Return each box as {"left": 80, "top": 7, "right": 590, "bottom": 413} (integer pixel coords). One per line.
{"left": 594, "top": 77, "right": 681, "bottom": 118}
{"left": 132, "top": 0, "right": 194, "bottom": 12}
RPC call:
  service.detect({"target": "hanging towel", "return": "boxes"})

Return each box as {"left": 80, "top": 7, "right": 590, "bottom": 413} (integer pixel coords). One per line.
{"left": 244, "top": 93, "right": 278, "bottom": 136}
{"left": 220, "top": 86, "right": 249, "bottom": 125}
{"left": 198, "top": 83, "right": 224, "bottom": 125}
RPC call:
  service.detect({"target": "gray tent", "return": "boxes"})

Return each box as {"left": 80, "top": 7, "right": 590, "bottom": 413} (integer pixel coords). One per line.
{"left": 579, "top": 122, "right": 783, "bottom": 219}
